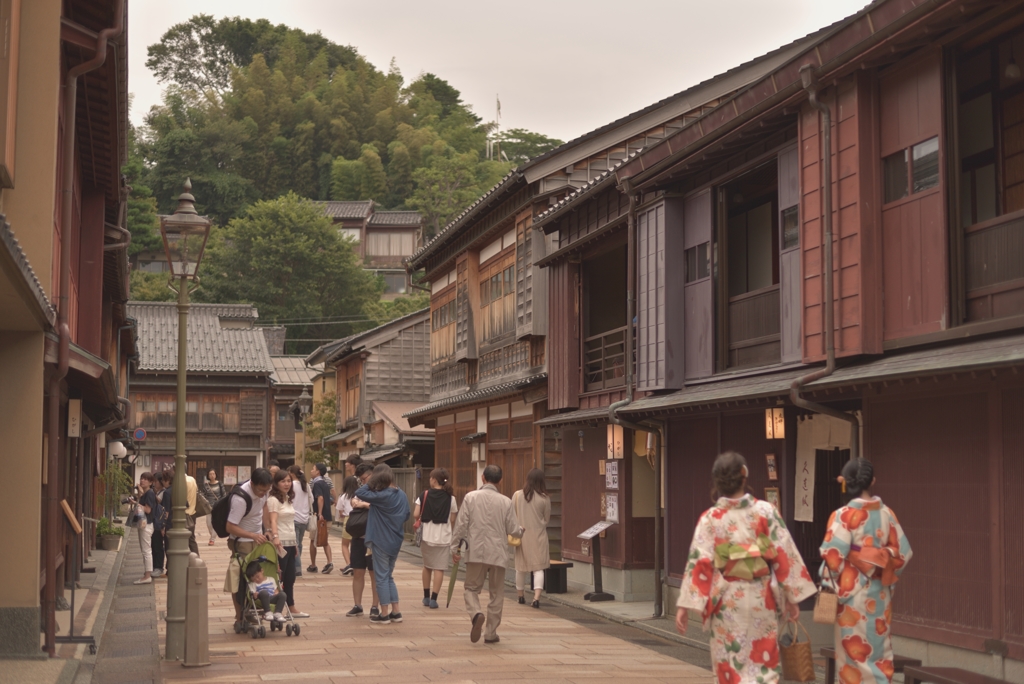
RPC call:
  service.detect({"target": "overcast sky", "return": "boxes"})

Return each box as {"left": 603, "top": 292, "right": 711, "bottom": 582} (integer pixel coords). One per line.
{"left": 129, "top": 0, "right": 868, "bottom": 144}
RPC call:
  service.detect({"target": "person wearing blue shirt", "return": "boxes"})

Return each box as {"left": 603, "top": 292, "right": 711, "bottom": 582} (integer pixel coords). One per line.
{"left": 354, "top": 464, "right": 410, "bottom": 625}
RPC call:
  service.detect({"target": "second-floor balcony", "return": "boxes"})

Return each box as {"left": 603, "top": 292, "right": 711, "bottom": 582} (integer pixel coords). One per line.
{"left": 584, "top": 325, "right": 627, "bottom": 392}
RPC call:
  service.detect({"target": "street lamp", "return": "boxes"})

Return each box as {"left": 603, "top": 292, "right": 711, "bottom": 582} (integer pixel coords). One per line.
{"left": 160, "top": 179, "right": 211, "bottom": 662}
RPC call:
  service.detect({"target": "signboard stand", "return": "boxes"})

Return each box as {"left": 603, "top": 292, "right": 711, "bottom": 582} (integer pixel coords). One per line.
{"left": 577, "top": 521, "right": 615, "bottom": 602}
{"left": 56, "top": 500, "right": 96, "bottom": 654}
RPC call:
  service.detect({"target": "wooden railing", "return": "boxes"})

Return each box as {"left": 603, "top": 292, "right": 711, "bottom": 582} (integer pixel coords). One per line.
{"left": 965, "top": 209, "right": 1024, "bottom": 322}
{"left": 584, "top": 326, "right": 627, "bottom": 391}
{"left": 727, "top": 285, "right": 781, "bottom": 369}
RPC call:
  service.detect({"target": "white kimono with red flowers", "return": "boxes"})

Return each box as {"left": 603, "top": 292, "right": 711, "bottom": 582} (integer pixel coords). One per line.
{"left": 678, "top": 494, "right": 816, "bottom": 684}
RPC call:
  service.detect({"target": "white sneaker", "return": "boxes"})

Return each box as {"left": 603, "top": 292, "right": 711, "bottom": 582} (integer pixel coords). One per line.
{"left": 151, "top": 569, "right": 164, "bottom": 578}
{"left": 133, "top": 577, "right": 152, "bottom": 584}
{"left": 273, "top": 612, "right": 285, "bottom": 622}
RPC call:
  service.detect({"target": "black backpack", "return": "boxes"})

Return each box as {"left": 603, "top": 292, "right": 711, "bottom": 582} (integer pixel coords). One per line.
{"left": 345, "top": 507, "right": 368, "bottom": 539}
{"left": 211, "top": 486, "right": 253, "bottom": 538}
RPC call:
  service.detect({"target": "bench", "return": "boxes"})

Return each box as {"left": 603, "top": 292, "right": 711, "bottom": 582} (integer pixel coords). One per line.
{"left": 904, "top": 667, "right": 1012, "bottom": 684}
{"left": 821, "top": 647, "right": 921, "bottom": 684}
{"left": 532, "top": 560, "right": 574, "bottom": 594}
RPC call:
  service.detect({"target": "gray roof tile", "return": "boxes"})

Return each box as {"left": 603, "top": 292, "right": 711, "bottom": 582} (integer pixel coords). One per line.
{"left": 315, "top": 201, "right": 374, "bottom": 219}
{"left": 368, "top": 211, "right": 422, "bottom": 227}
{"left": 271, "top": 356, "right": 321, "bottom": 386}
{"left": 128, "top": 302, "right": 274, "bottom": 374}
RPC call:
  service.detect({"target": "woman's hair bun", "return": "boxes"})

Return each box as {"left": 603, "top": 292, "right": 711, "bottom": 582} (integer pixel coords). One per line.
{"left": 712, "top": 451, "right": 747, "bottom": 499}
{"left": 840, "top": 458, "right": 874, "bottom": 496}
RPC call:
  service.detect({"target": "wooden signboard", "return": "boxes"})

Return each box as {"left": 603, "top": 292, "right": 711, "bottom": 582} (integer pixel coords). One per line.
{"left": 577, "top": 520, "right": 614, "bottom": 540}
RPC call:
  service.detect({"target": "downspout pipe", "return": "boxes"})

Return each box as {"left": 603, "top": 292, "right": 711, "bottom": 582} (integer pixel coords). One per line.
{"left": 45, "top": 0, "right": 125, "bottom": 656}
{"left": 791, "top": 66, "right": 860, "bottom": 460}
{"left": 83, "top": 319, "right": 135, "bottom": 438}
{"left": 607, "top": 180, "right": 665, "bottom": 617}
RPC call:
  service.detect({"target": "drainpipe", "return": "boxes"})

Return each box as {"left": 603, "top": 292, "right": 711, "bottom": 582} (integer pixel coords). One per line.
{"left": 83, "top": 319, "right": 135, "bottom": 438}
{"left": 44, "top": 0, "right": 125, "bottom": 656}
{"left": 791, "top": 66, "right": 860, "bottom": 459}
{"left": 103, "top": 188, "right": 131, "bottom": 252}
{"left": 606, "top": 180, "right": 666, "bottom": 617}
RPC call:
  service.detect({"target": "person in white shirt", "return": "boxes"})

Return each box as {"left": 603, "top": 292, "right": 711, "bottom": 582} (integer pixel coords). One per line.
{"left": 266, "top": 469, "right": 309, "bottom": 618}
{"left": 223, "top": 467, "right": 272, "bottom": 629}
{"left": 413, "top": 468, "right": 459, "bottom": 609}
{"left": 287, "top": 465, "right": 311, "bottom": 577}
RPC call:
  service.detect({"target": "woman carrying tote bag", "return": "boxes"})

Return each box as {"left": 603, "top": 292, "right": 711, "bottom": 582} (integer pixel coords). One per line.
{"left": 820, "top": 459, "right": 912, "bottom": 684}
{"left": 512, "top": 468, "right": 551, "bottom": 608}
{"left": 676, "top": 452, "right": 816, "bottom": 684}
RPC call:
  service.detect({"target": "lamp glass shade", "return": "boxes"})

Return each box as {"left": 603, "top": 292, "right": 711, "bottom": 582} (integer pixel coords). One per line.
{"left": 160, "top": 214, "right": 210, "bottom": 279}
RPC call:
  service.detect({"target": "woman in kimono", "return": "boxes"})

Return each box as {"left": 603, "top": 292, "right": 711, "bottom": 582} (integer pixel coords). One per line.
{"left": 677, "top": 452, "right": 817, "bottom": 684}
{"left": 820, "top": 459, "right": 912, "bottom": 684}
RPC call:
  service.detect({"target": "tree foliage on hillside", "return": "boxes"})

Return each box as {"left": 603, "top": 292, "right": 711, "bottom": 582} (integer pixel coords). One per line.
{"left": 136, "top": 16, "right": 562, "bottom": 235}
{"left": 197, "top": 193, "right": 380, "bottom": 351}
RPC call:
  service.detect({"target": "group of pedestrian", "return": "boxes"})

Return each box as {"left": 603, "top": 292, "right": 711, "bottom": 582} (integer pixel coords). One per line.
{"left": 130, "top": 465, "right": 200, "bottom": 584}
{"left": 675, "top": 452, "right": 912, "bottom": 684}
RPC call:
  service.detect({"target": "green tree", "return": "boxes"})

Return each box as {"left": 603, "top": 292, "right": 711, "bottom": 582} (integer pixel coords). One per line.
{"left": 303, "top": 392, "right": 339, "bottom": 468}
{"left": 363, "top": 292, "right": 430, "bottom": 327}
{"left": 495, "top": 128, "right": 564, "bottom": 164}
{"left": 124, "top": 121, "right": 162, "bottom": 258}
{"left": 408, "top": 149, "right": 490, "bottom": 236}
{"left": 129, "top": 271, "right": 177, "bottom": 302}
{"left": 198, "top": 193, "right": 380, "bottom": 351}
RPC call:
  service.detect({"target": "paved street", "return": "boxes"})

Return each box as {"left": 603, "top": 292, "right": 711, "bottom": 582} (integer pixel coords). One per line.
{"left": 138, "top": 524, "right": 715, "bottom": 684}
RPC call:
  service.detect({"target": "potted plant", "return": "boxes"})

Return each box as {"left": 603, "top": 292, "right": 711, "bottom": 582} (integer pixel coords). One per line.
{"left": 95, "top": 517, "right": 124, "bottom": 551}
{"left": 101, "top": 456, "right": 134, "bottom": 521}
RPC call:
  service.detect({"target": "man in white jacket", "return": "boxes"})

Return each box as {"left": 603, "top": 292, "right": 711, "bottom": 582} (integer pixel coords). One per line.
{"left": 451, "top": 465, "right": 522, "bottom": 644}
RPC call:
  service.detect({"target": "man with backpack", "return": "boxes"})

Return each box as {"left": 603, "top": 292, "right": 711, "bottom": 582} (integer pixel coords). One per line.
{"left": 213, "top": 467, "right": 273, "bottom": 627}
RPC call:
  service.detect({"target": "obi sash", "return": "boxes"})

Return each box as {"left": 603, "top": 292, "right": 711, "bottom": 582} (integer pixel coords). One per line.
{"left": 714, "top": 534, "right": 776, "bottom": 581}
{"left": 848, "top": 543, "right": 899, "bottom": 586}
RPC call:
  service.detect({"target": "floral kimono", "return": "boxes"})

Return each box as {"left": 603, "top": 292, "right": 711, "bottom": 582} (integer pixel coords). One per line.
{"left": 679, "top": 494, "right": 816, "bottom": 684}
{"left": 820, "top": 497, "right": 912, "bottom": 684}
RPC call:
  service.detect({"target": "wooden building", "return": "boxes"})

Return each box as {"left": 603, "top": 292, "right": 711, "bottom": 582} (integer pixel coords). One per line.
{"left": 268, "top": 356, "right": 319, "bottom": 470}
{"left": 305, "top": 308, "right": 433, "bottom": 467}
{"left": 129, "top": 302, "right": 274, "bottom": 489}
{"left": 314, "top": 200, "right": 423, "bottom": 298}
{"left": 536, "top": 0, "right": 1024, "bottom": 678}
{"left": 0, "top": 0, "right": 136, "bottom": 658}
{"left": 396, "top": 28, "right": 831, "bottom": 599}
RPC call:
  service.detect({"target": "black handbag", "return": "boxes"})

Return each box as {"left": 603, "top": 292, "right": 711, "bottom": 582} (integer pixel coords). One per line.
{"left": 345, "top": 507, "right": 368, "bottom": 538}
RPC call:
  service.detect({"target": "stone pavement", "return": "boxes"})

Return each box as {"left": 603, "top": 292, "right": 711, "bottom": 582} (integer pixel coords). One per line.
{"left": 151, "top": 524, "right": 717, "bottom": 684}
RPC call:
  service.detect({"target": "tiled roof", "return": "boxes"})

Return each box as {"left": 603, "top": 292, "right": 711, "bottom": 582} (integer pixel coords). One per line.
{"left": 128, "top": 302, "right": 274, "bottom": 374}
{"left": 403, "top": 372, "right": 547, "bottom": 423}
{"left": 369, "top": 211, "right": 422, "bottom": 227}
{"left": 532, "top": 153, "right": 637, "bottom": 231}
{"left": 271, "top": 356, "right": 321, "bottom": 386}
{"left": 371, "top": 401, "right": 434, "bottom": 436}
{"left": 0, "top": 216, "right": 56, "bottom": 330}
{"left": 315, "top": 201, "right": 374, "bottom": 219}
{"left": 304, "top": 308, "right": 429, "bottom": 366}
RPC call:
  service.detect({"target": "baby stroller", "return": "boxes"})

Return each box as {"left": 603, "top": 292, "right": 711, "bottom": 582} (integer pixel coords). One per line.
{"left": 232, "top": 542, "right": 300, "bottom": 639}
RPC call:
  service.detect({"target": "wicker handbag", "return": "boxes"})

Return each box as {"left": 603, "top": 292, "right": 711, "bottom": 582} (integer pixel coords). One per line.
{"left": 813, "top": 567, "right": 839, "bottom": 625}
{"left": 780, "top": 620, "right": 816, "bottom": 683}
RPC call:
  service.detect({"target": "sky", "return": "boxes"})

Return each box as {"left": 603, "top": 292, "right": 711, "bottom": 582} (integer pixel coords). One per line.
{"left": 129, "top": 0, "right": 869, "bottom": 144}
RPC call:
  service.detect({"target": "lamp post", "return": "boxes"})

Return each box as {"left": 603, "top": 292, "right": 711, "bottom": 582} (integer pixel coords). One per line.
{"left": 293, "top": 389, "right": 313, "bottom": 468}
{"left": 160, "top": 179, "right": 212, "bottom": 661}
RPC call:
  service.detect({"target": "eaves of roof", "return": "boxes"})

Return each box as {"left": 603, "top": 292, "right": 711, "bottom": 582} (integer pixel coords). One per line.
{"left": 614, "top": 0, "right": 959, "bottom": 190}
{"left": 531, "top": 155, "right": 636, "bottom": 236}
{"left": 619, "top": 332, "right": 1024, "bottom": 419}
{"left": 0, "top": 217, "right": 56, "bottom": 330}
{"left": 403, "top": 373, "right": 547, "bottom": 426}
{"left": 406, "top": 170, "right": 523, "bottom": 271}
{"left": 315, "top": 308, "right": 430, "bottom": 366}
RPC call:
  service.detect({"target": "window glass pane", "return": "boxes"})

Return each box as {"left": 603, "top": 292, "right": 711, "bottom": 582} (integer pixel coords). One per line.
{"left": 958, "top": 94, "right": 994, "bottom": 159}
{"left": 225, "top": 402, "right": 238, "bottom": 414}
{"left": 883, "top": 150, "right": 909, "bottom": 203}
{"left": 976, "top": 164, "right": 998, "bottom": 223}
{"left": 504, "top": 266, "right": 514, "bottom": 295}
{"left": 746, "top": 202, "right": 774, "bottom": 291}
{"left": 782, "top": 206, "right": 800, "bottom": 251}
{"left": 491, "top": 274, "right": 501, "bottom": 301}
{"left": 912, "top": 137, "right": 940, "bottom": 193}
{"left": 697, "top": 242, "right": 710, "bottom": 280}
{"left": 186, "top": 401, "right": 198, "bottom": 412}
{"left": 727, "top": 214, "right": 748, "bottom": 297}
{"left": 684, "top": 246, "right": 697, "bottom": 284}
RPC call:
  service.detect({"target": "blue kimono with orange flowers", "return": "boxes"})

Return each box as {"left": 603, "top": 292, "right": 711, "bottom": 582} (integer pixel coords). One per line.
{"left": 679, "top": 495, "right": 816, "bottom": 684}
{"left": 820, "top": 497, "right": 912, "bottom": 684}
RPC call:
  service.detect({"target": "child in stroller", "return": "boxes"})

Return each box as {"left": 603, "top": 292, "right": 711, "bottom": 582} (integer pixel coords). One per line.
{"left": 233, "top": 542, "right": 300, "bottom": 638}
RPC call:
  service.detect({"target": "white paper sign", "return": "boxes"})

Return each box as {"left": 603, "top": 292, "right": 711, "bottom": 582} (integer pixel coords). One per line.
{"left": 605, "top": 493, "right": 619, "bottom": 523}
{"left": 68, "top": 399, "right": 82, "bottom": 438}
